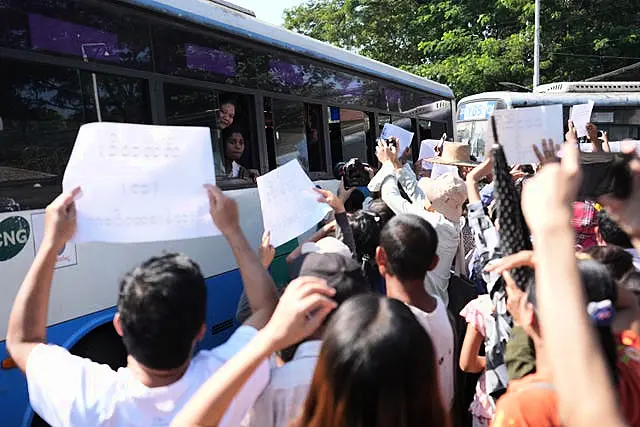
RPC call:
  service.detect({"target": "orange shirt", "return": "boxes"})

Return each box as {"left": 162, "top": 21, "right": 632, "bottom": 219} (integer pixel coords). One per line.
{"left": 617, "top": 330, "right": 640, "bottom": 427}
{"left": 492, "top": 373, "right": 560, "bottom": 427}
{"left": 493, "top": 332, "right": 640, "bottom": 427}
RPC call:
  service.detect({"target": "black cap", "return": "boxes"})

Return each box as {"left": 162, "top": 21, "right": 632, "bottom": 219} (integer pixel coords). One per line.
{"left": 299, "top": 252, "right": 370, "bottom": 304}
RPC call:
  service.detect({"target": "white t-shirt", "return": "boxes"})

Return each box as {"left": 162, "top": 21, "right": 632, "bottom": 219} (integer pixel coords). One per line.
{"left": 244, "top": 340, "right": 321, "bottom": 427}
{"left": 408, "top": 298, "right": 455, "bottom": 409}
{"left": 26, "top": 326, "right": 269, "bottom": 427}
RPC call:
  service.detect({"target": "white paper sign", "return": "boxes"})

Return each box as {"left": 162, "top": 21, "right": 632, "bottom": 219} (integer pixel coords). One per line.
{"left": 63, "top": 123, "right": 218, "bottom": 243}
{"left": 380, "top": 123, "right": 414, "bottom": 154}
{"left": 257, "top": 159, "right": 331, "bottom": 248}
{"left": 31, "top": 212, "right": 77, "bottom": 268}
{"left": 490, "top": 104, "right": 564, "bottom": 165}
{"left": 418, "top": 140, "right": 438, "bottom": 170}
{"left": 430, "top": 163, "right": 458, "bottom": 179}
{"left": 570, "top": 101, "right": 595, "bottom": 138}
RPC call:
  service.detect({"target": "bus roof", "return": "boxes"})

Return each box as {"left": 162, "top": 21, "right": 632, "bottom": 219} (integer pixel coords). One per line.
{"left": 120, "top": 0, "right": 455, "bottom": 99}
{"left": 458, "top": 91, "right": 640, "bottom": 108}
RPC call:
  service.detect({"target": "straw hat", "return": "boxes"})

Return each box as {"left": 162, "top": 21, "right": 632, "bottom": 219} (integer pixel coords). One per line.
{"left": 424, "top": 142, "right": 478, "bottom": 167}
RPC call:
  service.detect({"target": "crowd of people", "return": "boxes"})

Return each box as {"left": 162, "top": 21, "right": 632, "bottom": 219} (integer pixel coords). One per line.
{"left": 5, "top": 119, "right": 640, "bottom": 427}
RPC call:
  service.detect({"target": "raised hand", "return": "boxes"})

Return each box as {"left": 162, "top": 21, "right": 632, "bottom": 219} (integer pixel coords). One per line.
{"left": 262, "top": 276, "right": 337, "bottom": 350}
{"left": 259, "top": 230, "right": 276, "bottom": 268}
{"left": 522, "top": 141, "right": 581, "bottom": 233}
{"left": 566, "top": 120, "right": 579, "bottom": 145}
{"left": 44, "top": 187, "right": 81, "bottom": 251}
{"left": 314, "top": 187, "right": 347, "bottom": 214}
{"left": 533, "top": 138, "right": 560, "bottom": 166}
{"left": 204, "top": 184, "right": 240, "bottom": 236}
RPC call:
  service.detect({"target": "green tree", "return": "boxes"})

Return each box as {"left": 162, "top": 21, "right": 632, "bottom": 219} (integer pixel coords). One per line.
{"left": 283, "top": 0, "right": 640, "bottom": 97}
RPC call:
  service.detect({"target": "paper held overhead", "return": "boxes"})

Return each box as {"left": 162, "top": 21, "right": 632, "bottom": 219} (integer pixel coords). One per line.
{"left": 257, "top": 159, "right": 331, "bottom": 248}
{"left": 569, "top": 101, "right": 595, "bottom": 139}
{"left": 380, "top": 123, "right": 414, "bottom": 154}
{"left": 62, "top": 122, "right": 218, "bottom": 243}
{"left": 488, "top": 104, "right": 564, "bottom": 165}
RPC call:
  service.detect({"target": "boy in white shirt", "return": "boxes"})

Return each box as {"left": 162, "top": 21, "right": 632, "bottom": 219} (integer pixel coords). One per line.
{"left": 7, "top": 185, "right": 278, "bottom": 427}
{"left": 375, "top": 214, "right": 455, "bottom": 410}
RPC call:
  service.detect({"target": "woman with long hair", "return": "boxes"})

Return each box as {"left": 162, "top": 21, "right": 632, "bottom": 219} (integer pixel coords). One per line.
{"left": 294, "top": 294, "right": 451, "bottom": 427}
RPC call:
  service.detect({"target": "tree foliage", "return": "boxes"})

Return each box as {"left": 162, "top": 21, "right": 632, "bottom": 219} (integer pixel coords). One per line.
{"left": 283, "top": 0, "right": 640, "bottom": 97}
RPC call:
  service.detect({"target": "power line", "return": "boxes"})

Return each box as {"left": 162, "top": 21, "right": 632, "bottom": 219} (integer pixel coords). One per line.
{"left": 551, "top": 52, "right": 640, "bottom": 60}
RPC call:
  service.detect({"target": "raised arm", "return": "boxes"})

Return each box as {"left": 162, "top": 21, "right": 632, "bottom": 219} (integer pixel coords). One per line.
{"left": 314, "top": 187, "right": 356, "bottom": 256}
{"left": 521, "top": 143, "right": 626, "bottom": 427}
{"left": 7, "top": 187, "right": 81, "bottom": 372}
{"left": 171, "top": 277, "right": 336, "bottom": 427}
{"left": 205, "top": 185, "right": 278, "bottom": 330}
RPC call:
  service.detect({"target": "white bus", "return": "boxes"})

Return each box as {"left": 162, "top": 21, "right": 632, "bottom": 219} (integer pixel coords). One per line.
{"left": 455, "top": 82, "right": 640, "bottom": 158}
{"left": 0, "top": 1, "right": 454, "bottom": 425}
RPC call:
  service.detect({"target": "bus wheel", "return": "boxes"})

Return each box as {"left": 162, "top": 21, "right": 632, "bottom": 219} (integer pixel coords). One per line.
{"left": 30, "top": 323, "right": 127, "bottom": 427}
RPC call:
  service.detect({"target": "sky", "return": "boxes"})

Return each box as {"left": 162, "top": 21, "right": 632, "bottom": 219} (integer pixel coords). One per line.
{"left": 229, "top": 0, "right": 303, "bottom": 26}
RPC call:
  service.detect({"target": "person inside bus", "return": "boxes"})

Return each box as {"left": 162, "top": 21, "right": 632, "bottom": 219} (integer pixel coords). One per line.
{"left": 218, "top": 99, "right": 236, "bottom": 130}
{"left": 586, "top": 122, "right": 611, "bottom": 152}
{"left": 6, "top": 185, "right": 278, "bottom": 427}
{"left": 223, "top": 128, "right": 260, "bottom": 182}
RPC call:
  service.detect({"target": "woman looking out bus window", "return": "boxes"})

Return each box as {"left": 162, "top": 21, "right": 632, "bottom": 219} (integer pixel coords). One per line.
{"left": 223, "top": 129, "right": 259, "bottom": 182}
{"left": 218, "top": 100, "right": 236, "bottom": 130}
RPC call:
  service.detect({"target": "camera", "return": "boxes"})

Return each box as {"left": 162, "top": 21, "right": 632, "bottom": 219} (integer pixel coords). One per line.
{"left": 333, "top": 158, "right": 372, "bottom": 189}
{"left": 381, "top": 137, "right": 398, "bottom": 149}
{"left": 578, "top": 152, "right": 633, "bottom": 200}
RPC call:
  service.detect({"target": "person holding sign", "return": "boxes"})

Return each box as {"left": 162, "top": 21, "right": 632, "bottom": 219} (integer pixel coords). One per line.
{"left": 372, "top": 139, "right": 467, "bottom": 306}
{"left": 6, "top": 185, "right": 278, "bottom": 427}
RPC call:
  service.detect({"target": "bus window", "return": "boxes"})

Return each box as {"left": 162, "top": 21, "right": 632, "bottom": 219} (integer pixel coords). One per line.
{"left": 0, "top": 0, "right": 153, "bottom": 71}
{"left": 329, "top": 108, "right": 371, "bottom": 167}
{"left": 305, "top": 104, "right": 327, "bottom": 173}
{"left": 163, "top": 84, "right": 259, "bottom": 185}
{"left": 82, "top": 73, "right": 151, "bottom": 124}
{"left": 267, "top": 98, "right": 325, "bottom": 174}
{"left": 0, "top": 59, "right": 151, "bottom": 212}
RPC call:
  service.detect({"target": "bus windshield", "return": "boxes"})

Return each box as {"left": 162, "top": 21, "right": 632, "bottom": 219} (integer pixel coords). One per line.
{"left": 456, "top": 120, "right": 488, "bottom": 160}
{"left": 455, "top": 100, "right": 500, "bottom": 159}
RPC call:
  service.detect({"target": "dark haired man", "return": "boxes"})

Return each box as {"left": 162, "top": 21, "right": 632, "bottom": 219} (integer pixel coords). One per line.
{"left": 597, "top": 210, "right": 640, "bottom": 270}
{"left": 376, "top": 214, "right": 455, "bottom": 410}
{"left": 7, "top": 185, "right": 278, "bottom": 426}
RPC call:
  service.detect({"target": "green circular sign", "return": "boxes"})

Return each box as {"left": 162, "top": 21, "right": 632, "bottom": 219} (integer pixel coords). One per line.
{"left": 0, "top": 216, "right": 31, "bottom": 261}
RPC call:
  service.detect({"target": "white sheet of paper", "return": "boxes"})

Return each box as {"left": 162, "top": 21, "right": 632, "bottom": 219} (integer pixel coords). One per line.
{"left": 63, "top": 123, "right": 218, "bottom": 243}
{"left": 418, "top": 140, "right": 439, "bottom": 160}
{"left": 490, "top": 104, "right": 564, "bottom": 165}
{"left": 569, "top": 101, "right": 595, "bottom": 138}
{"left": 257, "top": 159, "right": 331, "bottom": 248}
{"left": 431, "top": 163, "right": 458, "bottom": 179}
{"left": 418, "top": 140, "right": 438, "bottom": 170}
{"left": 380, "top": 123, "right": 414, "bottom": 154}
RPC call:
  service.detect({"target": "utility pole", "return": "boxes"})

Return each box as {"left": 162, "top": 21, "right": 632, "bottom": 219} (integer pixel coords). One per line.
{"left": 533, "top": 0, "right": 540, "bottom": 88}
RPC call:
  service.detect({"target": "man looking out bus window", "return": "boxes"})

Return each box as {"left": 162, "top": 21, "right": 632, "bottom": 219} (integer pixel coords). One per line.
{"left": 6, "top": 185, "right": 278, "bottom": 427}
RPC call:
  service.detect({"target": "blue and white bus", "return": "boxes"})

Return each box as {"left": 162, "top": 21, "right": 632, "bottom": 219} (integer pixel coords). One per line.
{"left": 0, "top": 1, "right": 454, "bottom": 425}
